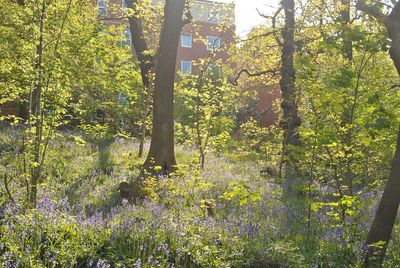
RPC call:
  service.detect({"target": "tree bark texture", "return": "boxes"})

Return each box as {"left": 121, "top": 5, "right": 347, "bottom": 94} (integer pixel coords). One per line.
{"left": 280, "top": 0, "right": 302, "bottom": 165}
{"left": 364, "top": 126, "right": 400, "bottom": 267}
{"left": 340, "top": 0, "right": 355, "bottom": 195}
{"left": 279, "top": 0, "right": 304, "bottom": 228}
{"left": 126, "top": 0, "right": 154, "bottom": 89}
{"left": 144, "top": 0, "right": 186, "bottom": 174}
{"left": 340, "top": 0, "right": 353, "bottom": 61}
{"left": 29, "top": 0, "right": 46, "bottom": 207}
{"left": 125, "top": 0, "right": 154, "bottom": 159}
{"left": 356, "top": 1, "right": 400, "bottom": 266}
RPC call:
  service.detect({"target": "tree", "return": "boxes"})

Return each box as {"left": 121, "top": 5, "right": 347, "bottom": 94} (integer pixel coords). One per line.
{"left": 339, "top": 0, "right": 357, "bottom": 196}
{"left": 141, "top": 0, "right": 189, "bottom": 174}
{"left": 279, "top": 0, "right": 302, "bottom": 173}
{"left": 29, "top": 0, "right": 46, "bottom": 207}
{"left": 340, "top": 0, "right": 353, "bottom": 61}
{"left": 176, "top": 62, "right": 236, "bottom": 169}
{"left": 356, "top": 0, "right": 400, "bottom": 266}
{"left": 279, "top": 0, "right": 305, "bottom": 226}
{"left": 232, "top": 0, "right": 304, "bottom": 225}
{"left": 0, "top": 0, "right": 139, "bottom": 207}
{"left": 125, "top": 0, "right": 189, "bottom": 173}
{"left": 2, "top": 0, "right": 76, "bottom": 207}
{"left": 125, "top": 0, "right": 156, "bottom": 158}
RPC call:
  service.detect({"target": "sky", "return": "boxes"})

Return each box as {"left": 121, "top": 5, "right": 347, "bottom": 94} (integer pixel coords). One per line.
{"left": 219, "top": 0, "right": 279, "bottom": 37}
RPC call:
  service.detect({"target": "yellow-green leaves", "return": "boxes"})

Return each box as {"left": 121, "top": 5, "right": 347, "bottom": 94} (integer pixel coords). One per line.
{"left": 220, "top": 181, "right": 261, "bottom": 206}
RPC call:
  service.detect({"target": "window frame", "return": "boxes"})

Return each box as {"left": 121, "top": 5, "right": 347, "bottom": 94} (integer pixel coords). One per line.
{"left": 181, "top": 33, "right": 193, "bottom": 48}
{"left": 207, "top": 64, "right": 222, "bottom": 77}
{"left": 98, "top": 0, "right": 107, "bottom": 16}
{"left": 181, "top": 60, "right": 192, "bottom": 75}
{"left": 207, "top": 10, "right": 219, "bottom": 24}
{"left": 206, "top": 36, "right": 221, "bottom": 51}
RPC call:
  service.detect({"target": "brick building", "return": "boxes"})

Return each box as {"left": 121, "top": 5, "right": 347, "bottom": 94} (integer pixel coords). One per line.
{"left": 1, "top": 1, "right": 279, "bottom": 127}
{"left": 175, "top": 0, "right": 235, "bottom": 76}
{"left": 97, "top": 0, "right": 235, "bottom": 76}
{"left": 255, "top": 84, "right": 281, "bottom": 126}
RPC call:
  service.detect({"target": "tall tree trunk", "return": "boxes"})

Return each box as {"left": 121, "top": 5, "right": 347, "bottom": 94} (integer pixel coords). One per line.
{"left": 387, "top": 6, "right": 400, "bottom": 75}
{"left": 138, "top": 85, "right": 151, "bottom": 158}
{"left": 126, "top": 0, "right": 154, "bottom": 89}
{"left": 339, "top": 0, "right": 356, "bottom": 196}
{"left": 144, "top": 0, "right": 186, "bottom": 174}
{"left": 356, "top": 1, "right": 400, "bottom": 266}
{"left": 126, "top": 0, "right": 154, "bottom": 159}
{"left": 29, "top": 0, "right": 46, "bottom": 207}
{"left": 340, "top": 0, "right": 353, "bottom": 61}
{"left": 279, "top": 0, "right": 303, "bottom": 226}
{"left": 280, "top": 0, "right": 302, "bottom": 166}
{"left": 364, "top": 127, "right": 400, "bottom": 266}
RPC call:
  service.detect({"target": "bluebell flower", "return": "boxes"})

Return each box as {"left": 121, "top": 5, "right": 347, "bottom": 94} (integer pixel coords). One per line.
{"left": 135, "top": 258, "right": 141, "bottom": 268}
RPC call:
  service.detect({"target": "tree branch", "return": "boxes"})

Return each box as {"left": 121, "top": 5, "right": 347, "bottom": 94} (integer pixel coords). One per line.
{"left": 230, "top": 68, "right": 278, "bottom": 86}
{"left": 356, "top": 0, "right": 388, "bottom": 24}
{"left": 257, "top": 6, "right": 284, "bottom": 47}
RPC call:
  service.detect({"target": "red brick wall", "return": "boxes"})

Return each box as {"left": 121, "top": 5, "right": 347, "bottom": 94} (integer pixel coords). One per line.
{"left": 177, "top": 22, "right": 234, "bottom": 73}
{"left": 257, "top": 84, "right": 281, "bottom": 127}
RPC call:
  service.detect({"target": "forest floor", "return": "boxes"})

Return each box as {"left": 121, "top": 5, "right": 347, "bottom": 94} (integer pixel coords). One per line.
{"left": 1, "top": 129, "right": 399, "bottom": 267}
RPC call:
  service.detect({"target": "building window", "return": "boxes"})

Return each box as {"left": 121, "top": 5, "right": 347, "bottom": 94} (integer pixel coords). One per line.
{"left": 98, "top": 0, "right": 107, "bottom": 16}
{"left": 207, "top": 10, "right": 219, "bottom": 23}
{"left": 181, "top": 61, "right": 192, "bottom": 75}
{"left": 181, "top": 33, "right": 192, "bottom": 48}
{"left": 123, "top": 27, "right": 132, "bottom": 47}
{"left": 207, "top": 36, "right": 221, "bottom": 50}
{"left": 121, "top": 0, "right": 127, "bottom": 8}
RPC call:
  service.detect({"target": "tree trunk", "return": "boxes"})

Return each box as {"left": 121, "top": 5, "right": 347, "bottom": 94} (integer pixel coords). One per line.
{"left": 356, "top": 1, "right": 400, "bottom": 266}
{"left": 29, "top": 0, "right": 46, "bottom": 208}
{"left": 280, "top": 0, "right": 302, "bottom": 166}
{"left": 279, "top": 0, "right": 304, "bottom": 227}
{"left": 200, "top": 151, "right": 205, "bottom": 170}
{"left": 387, "top": 5, "right": 400, "bottom": 75}
{"left": 126, "top": 0, "right": 154, "bottom": 89}
{"left": 339, "top": 0, "right": 356, "bottom": 196}
{"left": 138, "top": 85, "right": 151, "bottom": 158}
{"left": 340, "top": 0, "right": 353, "bottom": 61}
{"left": 126, "top": 0, "right": 154, "bottom": 159}
{"left": 364, "top": 126, "right": 400, "bottom": 267}
{"left": 144, "top": 0, "right": 186, "bottom": 174}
